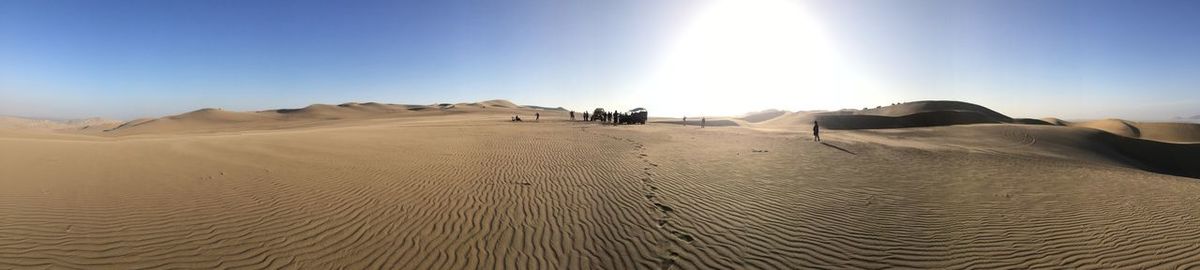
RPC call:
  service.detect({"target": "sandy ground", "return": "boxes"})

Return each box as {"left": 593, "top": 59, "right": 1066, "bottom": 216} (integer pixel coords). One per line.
{"left": 4, "top": 111, "right": 1200, "bottom": 269}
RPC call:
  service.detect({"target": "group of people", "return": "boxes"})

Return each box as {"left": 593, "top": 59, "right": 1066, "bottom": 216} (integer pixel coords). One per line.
{"left": 591, "top": 111, "right": 627, "bottom": 124}
{"left": 568, "top": 110, "right": 589, "bottom": 121}
{"left": 516, "top": 110, "right": 617, "bottom": 122}
{"left": 511, "top": 109, "right": 635, "bottom": 125}
{"left": 514, "top": 109, "right": 824, "bottom": 142}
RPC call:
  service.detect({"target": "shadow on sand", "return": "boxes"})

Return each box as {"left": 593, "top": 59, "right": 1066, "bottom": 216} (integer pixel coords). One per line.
{"left": 821, "top": 142, "right": 856, "bottom": 155}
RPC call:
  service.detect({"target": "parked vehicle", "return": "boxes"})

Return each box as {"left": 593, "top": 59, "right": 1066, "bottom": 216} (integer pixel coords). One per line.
{"left": 591, "top": 108, "right": 607, "bottom": 121}
{"left": 621, "top": 108, "right": 648, "bottom": 124}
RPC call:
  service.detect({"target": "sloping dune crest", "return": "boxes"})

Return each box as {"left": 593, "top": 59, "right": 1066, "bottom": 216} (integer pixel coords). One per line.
{"left": 884, "top": 124, "right": 1200, "bottom": 179}
{"left": 738, "top": 109, "right": 788, "bottom": 123}
{"left": 1067, "top": 119, "right": 1200, "bottom": 143}
{"left": 106, "top": 108, "right": 284, "bottom": 135}
{"left": 477, "top": 99, "right": 519, "bottom": 108}
{"left": 1094, "top": 130, "right": 1200, "bottom": 178}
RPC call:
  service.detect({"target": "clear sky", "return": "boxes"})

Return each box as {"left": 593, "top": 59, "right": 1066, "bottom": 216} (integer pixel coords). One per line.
{"left": 2, "top": 0, "right": 1197, "bottom": 120}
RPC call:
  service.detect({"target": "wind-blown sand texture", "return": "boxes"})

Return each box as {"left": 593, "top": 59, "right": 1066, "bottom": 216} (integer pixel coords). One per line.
{"left": 3, "top": 100, "right": 1200, "bottom": 269}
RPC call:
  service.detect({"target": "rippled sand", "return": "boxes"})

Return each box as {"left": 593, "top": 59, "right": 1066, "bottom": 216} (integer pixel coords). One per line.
{"left": 4, "top": 112, "right": 1200, "bottom": 269}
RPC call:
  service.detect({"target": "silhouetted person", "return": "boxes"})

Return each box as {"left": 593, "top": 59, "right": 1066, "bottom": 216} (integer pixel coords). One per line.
{"left": 535, "top": 112, "right": 540, "bottom": 121}
{"left": 683, "top": 116, "right": 687, "bottom": 126}
{"left": 701, "top": 117, "right": 706, "bottom": 128}
{"left": 569, "top": 111, "right": 575, "bottom": 120}
{"left": 513, "top": 115, "right": 522, "bottom": 122}
{"left": 813, "top": 121, "right": 820, "bottom": 141}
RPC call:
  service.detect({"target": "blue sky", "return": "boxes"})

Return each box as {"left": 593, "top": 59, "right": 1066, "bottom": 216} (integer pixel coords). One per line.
{"left": 1, "top": 0, "right": 1197, "bottom": 120}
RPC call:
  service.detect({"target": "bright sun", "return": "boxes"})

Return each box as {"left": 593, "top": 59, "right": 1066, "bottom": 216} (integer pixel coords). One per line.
{"left": 638, "top": 0, "right": 874, "bottom": 117}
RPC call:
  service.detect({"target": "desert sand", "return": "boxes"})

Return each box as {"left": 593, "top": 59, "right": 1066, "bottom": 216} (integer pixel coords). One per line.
{"left": 3, "top": 100, "right": 1200, "bottom": 269}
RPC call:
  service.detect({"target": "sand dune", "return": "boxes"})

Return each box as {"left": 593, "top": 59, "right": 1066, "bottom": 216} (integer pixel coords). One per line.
{"left": 754, "top": 111, "right": 818, "bottom": 129}
{"left": 814, "top": 110, "right": 1008, "bottom": 129}
{"left": 738, "top": 109, "right": 788, "bottom": 123}
{"left": 1066, "top": 119, "right": 1200, "bottom": 143}
{"left": 4, "top": 100, "right": 1200, "bottom": 268}
{"left": 851, "top": 100, "right": 1011, "bottom": 120}
{"left": 747, "top": 101, "right": 1200, "bottom": 144}
{"left": 105, "top": 108, "right": 283, "bottom": 135}
{"left": 852, "top": 124, "right": 1200, "bottom": 179}
{"left": 748, "top": 101, "right": 1012, "bottom": 130}
{"left": 1011, "top": 118, "right": 1054, "bottom": 125}
{"left": 1041, "top": 117, "right": 1070, "bottom": 126}
{"left": 812, "top": 101, "right": 1012, "bottom": 130}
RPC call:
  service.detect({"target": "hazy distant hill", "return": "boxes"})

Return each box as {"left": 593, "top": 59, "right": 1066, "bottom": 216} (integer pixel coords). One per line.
{"left": 0, "top": 116, "right": 122, "bottom": 130}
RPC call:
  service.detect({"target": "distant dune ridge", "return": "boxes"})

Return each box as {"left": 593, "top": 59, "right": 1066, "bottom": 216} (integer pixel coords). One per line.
{"left": 0, "top": 116, "right": 122, "bottom": 132}
{"left": 93, "top": 99, "right": 563, "bottom": 135}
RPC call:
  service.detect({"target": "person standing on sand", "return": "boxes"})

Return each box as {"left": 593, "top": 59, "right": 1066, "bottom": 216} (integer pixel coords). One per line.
{"left": 813, "top": 121, "right": 821, "bottom": 141}
{"left": 569, "top": 111, "right": 575, "bottom": 121}
{"left": 683, "top": 116, "right": 687, "bottom": 126}
{"left": 535, "top": 112, "right": 540, "bottom": 121}
{"left": 701, "top": 117, "right": 706, "bottom": 128}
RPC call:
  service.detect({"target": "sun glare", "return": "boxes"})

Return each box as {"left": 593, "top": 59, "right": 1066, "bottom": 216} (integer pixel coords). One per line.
{"left": 639, "top": 0, "right": 872, "bottom": 117}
